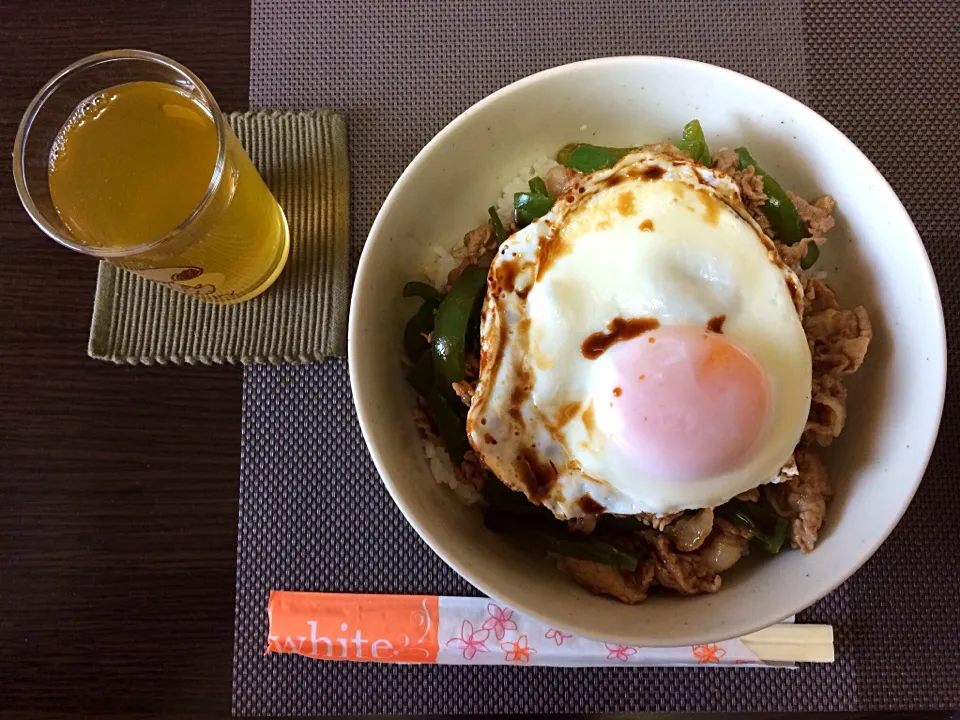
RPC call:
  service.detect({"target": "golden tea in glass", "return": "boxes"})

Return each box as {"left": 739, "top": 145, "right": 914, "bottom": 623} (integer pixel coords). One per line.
{"left": 15, "top": 50, "right": 289, "bottom": 304}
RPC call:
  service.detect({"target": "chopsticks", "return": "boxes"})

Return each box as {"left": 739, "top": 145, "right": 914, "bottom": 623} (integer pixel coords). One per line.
{"left": 741, "top": 623, "right": 835, "bottom": 663}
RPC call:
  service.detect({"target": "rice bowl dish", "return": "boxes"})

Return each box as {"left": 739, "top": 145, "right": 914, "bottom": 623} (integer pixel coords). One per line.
{"left": 401, "top": 124, "right": 871, "bottom": 604}
{"left": 349, "top": 56, "right": 944, "bottom": 644}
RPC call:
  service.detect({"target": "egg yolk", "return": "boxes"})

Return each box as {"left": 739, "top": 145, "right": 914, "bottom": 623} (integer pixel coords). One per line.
{"left": 605, "top": 325, "right": 771, "bottom": 481}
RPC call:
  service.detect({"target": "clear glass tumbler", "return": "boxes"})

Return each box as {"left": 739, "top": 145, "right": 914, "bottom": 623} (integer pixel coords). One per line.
{"left": 13, "top": 49, "right": 289, "bottom": 304}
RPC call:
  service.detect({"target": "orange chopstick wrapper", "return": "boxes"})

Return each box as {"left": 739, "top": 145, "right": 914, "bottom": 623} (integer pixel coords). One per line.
{"left": 266, "top": 591, "right": 776, "bottom": 666}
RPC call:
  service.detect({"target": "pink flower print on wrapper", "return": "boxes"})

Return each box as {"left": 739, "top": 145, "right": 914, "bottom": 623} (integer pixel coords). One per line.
{"left": 545, "top": 628, "right": 572, "bottom": 646}
{"left": 445, "top": 620, "right": 490, "bottom": 661}
{"left": 604, "top": 643, "right": 638, "bottom": 662}
{"left": 501, "top": 634, "right": 537, "bottom": 664}
{"left": 481, "top": 603, "right": 518, "bottom": 641}
{"left": 691, "top": 643, "right": 727, "bottom": 664}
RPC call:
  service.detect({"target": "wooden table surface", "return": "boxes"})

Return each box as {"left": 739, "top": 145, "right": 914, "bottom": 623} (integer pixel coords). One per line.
{"left": 0, "top": 1, "right": 250, "bottom": 715}
{"left": 2, "top": 3, "right": 957, "bottom": 719}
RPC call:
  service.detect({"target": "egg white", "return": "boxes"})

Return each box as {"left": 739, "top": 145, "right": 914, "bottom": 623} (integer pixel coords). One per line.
{"left": 467, "top": 151, "right": 811, "bottom": 518}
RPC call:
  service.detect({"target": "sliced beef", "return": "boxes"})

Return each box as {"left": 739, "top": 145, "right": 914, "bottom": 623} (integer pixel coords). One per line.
{"left": 806, "top": 373, "right": 848, "bottom": 446}
{"left": 636, "top": 511, "right": 684, "bottom": 532}
{"left": 451, "top": 381, "right": 475, "bottom": 407}
{"left": 544, "top": 165, "right": 583, "bottom": 196}
{"left": 644, "top": 531, "right": 722, "bottom": 595}
{"left": 447, "top": 222, "right": 495, "bottom": 286}
{"left": 711, "top": 146, "right": 769, "bottom": 230}
{"left": 788, "top": 191, "right": 837, "bottom": 237}
{"left": 765, "top": 446, "right": 832, "bottom": 552}
{"left": 562, "top": 556, "right": 655, "bottom": 604}
{"left": 458, "top": 449, "right": 486, "bottom": 491}
{"left": 805, "top": 306, "right": 872, "bottom": 376}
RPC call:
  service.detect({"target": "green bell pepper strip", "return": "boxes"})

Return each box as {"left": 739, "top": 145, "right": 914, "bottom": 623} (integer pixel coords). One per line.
{"left": 405, "top": 352, "right": 470, "bottom": 464}
{"left": 485, "top": 510, "right": 640, "bottom": 571}
{"left": 487, "top": 206, "right": 508, "bottom": 245}
{"left": 674, "top": 119, "right": 711, "bottom": 166}
{"left": 715, "top": 499, "right": 788, "bottom": 554}
{"left": 402, "top": 280, "right": 440, "bottom": 303}
{"left": 734, "top": 147, "right": 818, "bottom": 268}
{"left": 514, "top": 192, "right": 555, "bottom": 227}
{"left": 528, "top": 176, "right": 550, "bottom": 197}
{"left": 403, "top": 299, "right": 438, "bottom": 362}
{"left": 799, "top": 237, "right": 819, "bottom": 268}
{"left": 402, "top": 281, "right": 442, "bottom": 362}
{"left": 556, "top": 143, "right": 633, "bottom": 173}
{"left": 432, "top": 264, "right": 488, "bottom": 383}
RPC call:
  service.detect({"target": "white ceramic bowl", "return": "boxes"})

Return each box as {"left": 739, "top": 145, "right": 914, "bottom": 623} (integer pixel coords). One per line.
{"left": 349, "top": 57, "right": 946, "bottom": 645}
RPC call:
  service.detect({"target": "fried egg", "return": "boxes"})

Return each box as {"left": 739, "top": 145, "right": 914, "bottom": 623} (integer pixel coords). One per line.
{"left": 466, "top": 150, "right": 811, "bottom": 518}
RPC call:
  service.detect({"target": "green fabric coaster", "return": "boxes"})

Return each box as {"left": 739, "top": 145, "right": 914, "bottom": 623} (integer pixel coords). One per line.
{"left": 88, "top": 110, "right": 350, "bottom": 364}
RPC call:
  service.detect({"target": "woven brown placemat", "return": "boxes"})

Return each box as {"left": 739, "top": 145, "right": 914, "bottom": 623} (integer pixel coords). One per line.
{"left": 234, "top": 0, "right": 959, "bottom": 714}
{"left": 89, "top": 110, "right": 350, "bottom": 364}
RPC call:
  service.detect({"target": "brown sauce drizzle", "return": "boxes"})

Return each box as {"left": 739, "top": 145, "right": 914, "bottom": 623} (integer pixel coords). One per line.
{"left": 697, "top": 188, "right": 722, "bottom": 226}
{"left": 617, "top": 191, "right": 635, "bottom": 216}
{"left": 641, "top": 165, "right": 665, "bottom": 180}
{"left": 577, "top": 495, "right": 606, "bottom": 514}
{"left": 582, "top": 317, "right": 660, "bottom": 359}
{"left": 510, "top": 385, "right": 530, "bottom": 408}
{"left": 496, "top": 265, "right": 516, "bottom": 293}
{"left": 612, "top": 387, "right": 622, "bottom": 397}
{"left": 581, "top": 402, "right": 596, "bottom": 435}
{"left": 555, "top": 401, "right": 582, "bottom": 426}
{"left": 638, "top": 218, "right": 654, "bottom": 231}
{"left": 518, "top": 451, "right": 558, "bottom": 500}
{"left": 707, "top": 314, "right": 726, "bottom": 333}
{"left": 536, "top": 230, "right": 572, "bottom": 281}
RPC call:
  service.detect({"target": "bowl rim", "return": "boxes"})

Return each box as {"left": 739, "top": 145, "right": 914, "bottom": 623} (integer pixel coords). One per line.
{"left": 348, "top": 55, "right": 947, "bottom": 644}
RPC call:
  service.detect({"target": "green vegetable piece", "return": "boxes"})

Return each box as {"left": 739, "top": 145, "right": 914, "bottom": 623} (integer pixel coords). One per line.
{"left": 556, "top": 143, "right": 633, "bottom": 173}
{"left": 402, "top": 282, "right": 441, "bottom": 361}
{"left": 734, "top": 147, "right": 817, "bottom": 268}
{"left": 716, "top": 499, "right": 788, "bottom": 554}
{"left": 800, "top": 242, "right": 820, "bottom": 269}
{"left": 424, "top": 392, "right": 469, "bottom": 464}
{"left": 482, "top": 475, "right": 549, "bottom": 515}
{"left": 404, "top": 349, "right": 435, "bottom": 396}
{"left": 528, "top": 176, "right": 550, "bottom": 197}
{"left": 556, "top": 143, "right": 579, "bottom": 166}
{"left": 674, "top": 119, "right": 711, "bottom": 165}
{"left": 403, "top": 300, "right": 437, "bottom": 362}
{"left": 404, "top": 353, "right": 469, "bottom": 463}
{"left": 403, "top": 281, "right": 440, "bottom": 303}
{"left": 488, "top": 206, "right": 508, "bottom": 245}
{"left": 485, "top": 510, "right": 640, "bottom": 572}
{"left": 432, "top": 265, "right": 487, "bottom": 383}
{"left": 765, "top": 515, "right": 788, "bottom": 555}
{"left": 514, "top": 192, "right": 555, "bottom": 227}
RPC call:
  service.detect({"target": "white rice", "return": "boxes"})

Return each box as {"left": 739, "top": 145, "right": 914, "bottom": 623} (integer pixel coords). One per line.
{"left": 491, "top": 155, "right": 560, "bottom": 228}
{"left": 418, "top": 155, "right": 558, "bottom": 502}
{"left": 422, "top": 438, "right": 482, "bottom": 506}
{"left": 420, "top": 155, "right": 558, "bottom": 289}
